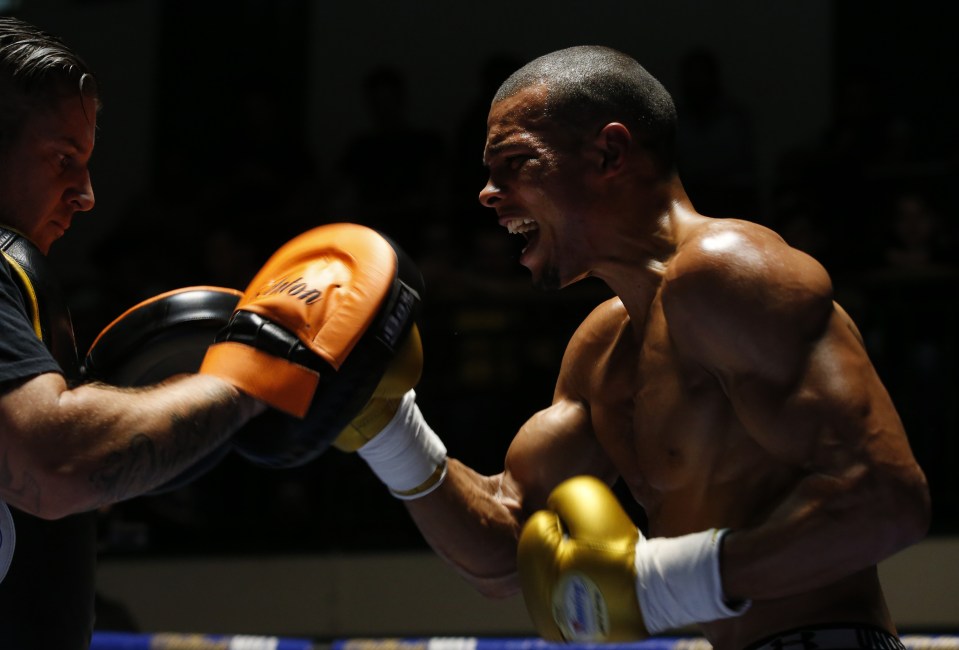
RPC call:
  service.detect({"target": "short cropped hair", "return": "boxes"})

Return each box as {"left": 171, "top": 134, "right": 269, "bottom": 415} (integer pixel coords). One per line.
{"left": 495, "top": 45, "right": 677, "bottom": 171}
{"left": 0, "top": 16, "right": 99, "bottom": 151}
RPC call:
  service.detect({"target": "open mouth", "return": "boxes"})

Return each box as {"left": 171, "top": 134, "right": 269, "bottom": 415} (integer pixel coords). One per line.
{"left": 503, "top": 217, "right": 540, "bottom": 258}
{"left": 504, "top": 217, "right": 539, "bottom": 235}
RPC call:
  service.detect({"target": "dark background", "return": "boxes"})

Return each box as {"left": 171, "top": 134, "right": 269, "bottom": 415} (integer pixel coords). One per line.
{"left": 5, "top": 0, "right": 957, "bottom": 556}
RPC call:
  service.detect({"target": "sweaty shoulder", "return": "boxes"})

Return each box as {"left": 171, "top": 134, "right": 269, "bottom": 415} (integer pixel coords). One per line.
{"left": 569, "top": 297, "right": 630, "bottom": 356}
{"left": 661, "top": 219, "right": 834, "bottom": 376}
{"left": 557, "top": 297, "right": 631, "bottom": 397}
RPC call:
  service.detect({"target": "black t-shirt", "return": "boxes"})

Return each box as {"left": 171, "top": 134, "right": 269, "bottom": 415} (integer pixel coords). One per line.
{"left": 0, "top": 255, "right": 62, "bottom": 384}
{"left": 0, "top": 253, "right": 97, "bottom": 650}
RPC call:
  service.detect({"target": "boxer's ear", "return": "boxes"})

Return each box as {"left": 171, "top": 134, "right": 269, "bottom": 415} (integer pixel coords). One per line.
{"left": 595, "top": 122, "right": 632, "bottom": 176}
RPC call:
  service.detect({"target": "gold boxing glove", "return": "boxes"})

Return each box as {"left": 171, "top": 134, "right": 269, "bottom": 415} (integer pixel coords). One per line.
{"left": 518, "top": 475, "right": 750, "bottom": 642}
{"left": 333, "top": 324, "right": 423, "bottom": 452}
{"left": 518, "top": 475, "right": 648, "bottom": 642}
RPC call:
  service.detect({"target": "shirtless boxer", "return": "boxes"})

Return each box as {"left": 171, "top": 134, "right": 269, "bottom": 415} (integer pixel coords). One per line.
{"left": 342, "top": 46, "right": 931, "bottom": 649}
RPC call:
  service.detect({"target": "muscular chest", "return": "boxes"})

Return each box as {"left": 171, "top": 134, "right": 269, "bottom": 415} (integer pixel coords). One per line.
{"left": 589, "top": 301, "right": 736, "bottom": 497}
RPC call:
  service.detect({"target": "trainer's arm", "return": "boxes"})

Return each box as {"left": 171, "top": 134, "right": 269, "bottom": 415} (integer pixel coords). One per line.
{"left": 665, "top": 226, "right": 931, "bottom": 602}
{"left": 0, "top": 371, "right": 262, "bottom": 519}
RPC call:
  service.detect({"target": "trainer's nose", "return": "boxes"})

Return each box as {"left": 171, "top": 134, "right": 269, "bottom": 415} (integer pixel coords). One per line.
{"left": 68, "top": 167, "right": 95, "bottom": 212}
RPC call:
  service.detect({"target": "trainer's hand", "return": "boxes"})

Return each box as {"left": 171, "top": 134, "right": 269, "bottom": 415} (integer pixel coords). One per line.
{"left": 518, "top": 476, "right": 750, "bottom": 642}
{"left": 199, "top": 223, "right": 423, "bottom": 468}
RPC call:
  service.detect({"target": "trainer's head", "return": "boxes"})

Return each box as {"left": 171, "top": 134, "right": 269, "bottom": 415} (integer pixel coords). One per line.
{"left": 493, "top": 45, "right": 678, "bottom": 174}
{"left": 0, "top": 17, "right": 99, "bottom": 253}
{"left": 0, "top": 16, "right": 98, "bottom": 154}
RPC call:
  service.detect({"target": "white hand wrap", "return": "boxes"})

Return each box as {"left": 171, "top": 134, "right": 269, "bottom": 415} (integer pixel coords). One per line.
{"left": 357, "top": 390, "right": 448, "bottom": 500}
{"left": 635, "top": 528, "right": 750, "bottom": 634}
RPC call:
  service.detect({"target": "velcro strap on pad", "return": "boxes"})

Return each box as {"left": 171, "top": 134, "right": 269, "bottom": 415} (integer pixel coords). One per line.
{"left": 199, "top": 223, "right": 400, "bottom": 417}
{"left": 202, "top": 341, "right": 320, "bottom": 418}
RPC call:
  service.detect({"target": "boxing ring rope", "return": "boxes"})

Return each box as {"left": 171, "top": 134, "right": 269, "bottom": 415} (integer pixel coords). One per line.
{"left": 89, "top": 632, "right": 959, "bottom": 650}
{"left": 90, "top": 631, "right": 316, "bottom": 649}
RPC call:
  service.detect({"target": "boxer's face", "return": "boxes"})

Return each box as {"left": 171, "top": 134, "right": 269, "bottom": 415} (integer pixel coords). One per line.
{"left": 0, "top": 93, "right": 96, "bottom": 254}
{"left": 480, "top": 85, "right": 598, "bottom": 289}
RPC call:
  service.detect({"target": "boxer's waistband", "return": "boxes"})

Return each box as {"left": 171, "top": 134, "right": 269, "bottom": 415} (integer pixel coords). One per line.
{"left": 745, "top": 623, "right": 906, "bottom": 650}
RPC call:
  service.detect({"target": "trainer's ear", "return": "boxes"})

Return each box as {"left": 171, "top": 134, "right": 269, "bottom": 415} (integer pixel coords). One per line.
{"left": 596, "top": 122, "right": 632, "bottom": 175}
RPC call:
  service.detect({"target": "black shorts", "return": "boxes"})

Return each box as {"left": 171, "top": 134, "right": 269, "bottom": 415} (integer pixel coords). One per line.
{"left": 744, "top": 623, "right": 906, "bottom": 650}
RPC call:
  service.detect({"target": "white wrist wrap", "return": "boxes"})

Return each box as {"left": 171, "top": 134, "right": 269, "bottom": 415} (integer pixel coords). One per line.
{"left": 635, "top": 528, "right": 751, "bottom": 634}
{"left": 357, "top": 390, "right": 448, "bottom": 500}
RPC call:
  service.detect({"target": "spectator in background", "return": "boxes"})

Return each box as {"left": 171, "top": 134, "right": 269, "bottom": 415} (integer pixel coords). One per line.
{"left": 334, "top": 65, "right": 447, "bottom": 259}
{"left": 880, "top": 191, "right": 954, "bottom": 274}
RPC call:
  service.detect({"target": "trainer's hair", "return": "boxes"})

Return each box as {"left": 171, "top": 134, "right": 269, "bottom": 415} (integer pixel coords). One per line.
{"left": 0, "top": 16, "right": 98, "bottom": 151}
{"left": 494, "top": 45, "right": 678, "bottom": 171}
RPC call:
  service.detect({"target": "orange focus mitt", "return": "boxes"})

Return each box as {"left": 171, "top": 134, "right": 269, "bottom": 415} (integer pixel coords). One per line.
{"left": 199, "top": 222, "right": 424, "bottom": 468}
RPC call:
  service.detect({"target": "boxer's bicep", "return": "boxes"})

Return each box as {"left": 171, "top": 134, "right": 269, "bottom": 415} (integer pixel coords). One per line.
{"left": 409, "top": 299, "right": 620, "bottom": 596}
{"left": 505, "top": 303, "right": 620, "bottom": 514}
{"left": 426, "top": 395, "right": 611, "bottom": 597}
{"left": 505, "top": 395, "right": 610, "bottom": 515}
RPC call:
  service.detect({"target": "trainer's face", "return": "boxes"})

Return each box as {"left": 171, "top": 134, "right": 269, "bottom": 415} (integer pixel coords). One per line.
{"left": 0, "top": 93, "right": 96, "bottom": 254}
{"left": 479, "top": 85, "right": 597, "bottom": 290}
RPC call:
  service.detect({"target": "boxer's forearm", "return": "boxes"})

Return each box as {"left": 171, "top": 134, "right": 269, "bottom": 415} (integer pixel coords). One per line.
{"left": 720, "top": 465, "right": 930, "bottom": 602}
{"left": 405, "top": 458, "right": 525, "bottom": 598}
{"left": 344, "top": 392, "right": 520, "bottom": 588}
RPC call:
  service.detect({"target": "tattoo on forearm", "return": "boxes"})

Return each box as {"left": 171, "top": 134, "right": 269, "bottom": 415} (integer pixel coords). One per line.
{"left": 0, "top": 449, "right": 43, "bottom": 513}
{"left": 89, "top": 402, "right": 230, "bottom": 505}
{"left": 90, "top": 433, "right": 159, "bottom": 504}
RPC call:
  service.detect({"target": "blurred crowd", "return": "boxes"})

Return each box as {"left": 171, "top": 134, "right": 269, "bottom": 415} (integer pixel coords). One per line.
{"left": 55, "top": 46, "right": 957, "bottom": 559}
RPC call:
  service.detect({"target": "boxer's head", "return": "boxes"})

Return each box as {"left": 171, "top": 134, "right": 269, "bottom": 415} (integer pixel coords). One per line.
{"left": 480, "top": 46, "right": 680, "bottom": 290}
{"left": 492, "top": 45, "right": 678, "bottom": 174}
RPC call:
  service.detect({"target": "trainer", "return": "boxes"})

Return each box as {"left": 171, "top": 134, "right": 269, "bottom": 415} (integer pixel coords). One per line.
{"left": 337, "top": 46, "right": 932, "bottom": 650}
{"left": 0, "top": 18, "right": 420, "bottom": 649}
